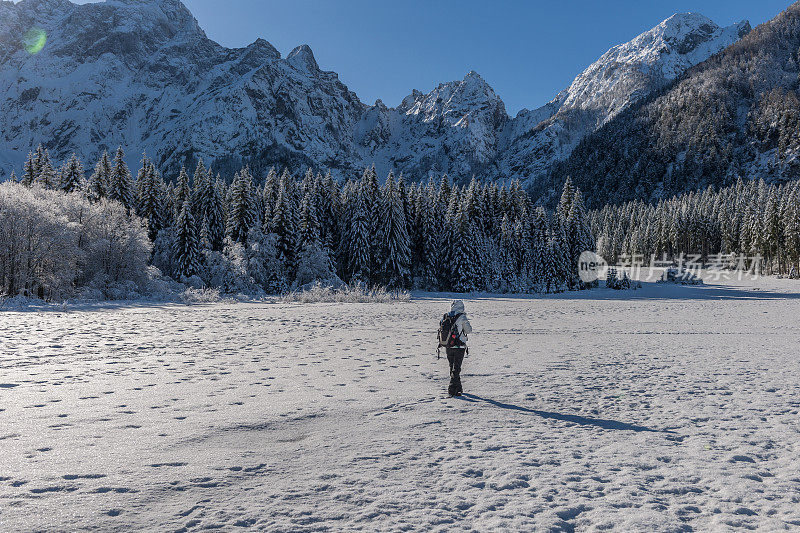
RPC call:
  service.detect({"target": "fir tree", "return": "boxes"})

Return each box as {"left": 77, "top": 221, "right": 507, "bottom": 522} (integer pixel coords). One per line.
{"left": 34, "top": 148, "right": 57, "bottom": 189}
{"left": 174, "top": 165, "right": 192, "bottom": 218}
{"left": 108, "top": 147, "right": 135, "bottom": 211}
{"left": 448, "top": 201, "right": 480, "bottom": 293}
{"left": 299, "top": 192, "right": 321, "bottom": 249}
{"left": 379, "top": 173, "right": 411, "bottom": 288}
{"left": 137, "top": 163, "right": 166, "bottom": 241}
{"left": 272, "top": 183, "right": 298, "bottom": 273}
{"left": 174, "top": 200, "right": 201, "bottom": 279}
{"left": 227, "top": 168, "right": 255, "bottom": 244}
{"left": 347, "top": 185, "right": 371, "bottom": 284}
{"left": 87, "top": 151, "right": 112, "bottom": 203}
{"left": 21, "top": 150, "right": 36, "bottom": 186}
{"left": 59, "top": 154, "right": 85, "bottom": 193}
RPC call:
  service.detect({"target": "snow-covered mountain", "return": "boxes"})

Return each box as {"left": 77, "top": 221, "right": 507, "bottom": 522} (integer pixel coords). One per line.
{"left": 0, "top": 0, "right": 367, "bottom": 176}
{"left": 496, "top": 13, "right": 751, "bottom": 183}
{"left": 0, "top": 0, "right": 750, "bottom": 182}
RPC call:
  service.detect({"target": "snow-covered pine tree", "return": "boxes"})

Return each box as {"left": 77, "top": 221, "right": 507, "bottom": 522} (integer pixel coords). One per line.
{"left": 566, "top": 189, "right": 593, "bottom": 288}
{"left": 21, "top": 150, "right": 36, "bottom": 186}
{"left": 226, "top": 168, "right": 255, "bottom": 245}
{"left": 174, "top": 165, "right": 192, "bottom": 219}
{"left": 203, "top": 176, "right": 226, "bottom": 252}
{"left": 785, "top": 186, "right": 800, "bottom": 272}
{"left": 87, "top": 151, "right": 112, "bottom": 203}
{"left": 409, "top": 184, "right": 425, "bottom": 284}
{"left": 319, "top": 171, "right": 341, "bottom": 259}
{"left": 498, "top": 215, "right": 518, "bottom": 291}
{"left": 108, "top": 147, "right": 135, "bottom": 212}
{"left": 437, "top": 174, "right": 451, "bottom": 208}
{"left": 135, "top": 153, "right": 152, "bottom": 209}
{"left": 34, "top": 148, "right": 57, "bottom": 189}
{"left": 347, "top": 184, "right": 371, "bottom": 284}
{"left": 191, "top": 159, "right": 208, "bottom": 220}
{"left": 259, "top": 167, "right": 277, "bottom": 224}
{"left": 59, "top": 154, "right": 85, "bottom": 193}
{"left": 378, "top": 173, "right": 411, "bottom": 289}
{"left": 174, "top": 200, "right": 201, "bottom": 280}
{"left": 359, "top": 166, "right": 381, "bottom": 283}
{"left": 762, "top": 188, "right": 781, "bottom": 273}
{"left": 556, "top": 176, "right": 575, "bottom": 230}
{"left": 299, "top": 191, "right": 321, "bottom": 249}
{"left": 295, "top": 190, "right": 338, "bottom": 287}
{"left": 271, "top": 182, "right": 297, "bottom": 273}
{"left": 448, "top": 199, "right": 480, "bottom": 293}
{"left": 137, "top": 162, "right": 166, "bottom": 241}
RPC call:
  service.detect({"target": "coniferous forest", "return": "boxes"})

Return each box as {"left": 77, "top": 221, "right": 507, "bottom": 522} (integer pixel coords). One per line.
{"left": 590, "top": 178, "right": 800, "bottom": 276}
{"left": 0, "top": 146, "right": 595, "bottom": 300}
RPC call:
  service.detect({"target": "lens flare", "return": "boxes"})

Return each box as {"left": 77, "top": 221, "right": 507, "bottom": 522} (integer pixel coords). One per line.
{"left": 22, "top": 28, "right": 46, "bottom": 55}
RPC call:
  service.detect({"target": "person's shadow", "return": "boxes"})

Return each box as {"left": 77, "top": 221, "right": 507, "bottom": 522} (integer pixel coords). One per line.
{"left": 458, "top": 394, "right": 672, "bottom": 433}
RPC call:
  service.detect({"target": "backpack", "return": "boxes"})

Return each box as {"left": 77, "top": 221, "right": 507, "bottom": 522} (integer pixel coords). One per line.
{"left": 437, "top": 312, "right": 464, "bottom": 357}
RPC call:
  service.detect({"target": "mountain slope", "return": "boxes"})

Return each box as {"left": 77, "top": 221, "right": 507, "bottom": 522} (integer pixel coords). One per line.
{"left": 496, "top": 13, "right": 750, "bottom": 184}
{"left": 537, "top": 2, "right": 800, "bottom": 208}
{"left": 0, "top": 0, "right": 751, "bottom": 183}
{"left": 0, "top": 0, "right": 366, "bottom": 176}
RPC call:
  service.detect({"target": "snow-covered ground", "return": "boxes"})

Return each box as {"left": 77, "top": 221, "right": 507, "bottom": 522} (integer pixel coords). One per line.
{"left": 2, "top": 274, "right": 800, "bottom": 531}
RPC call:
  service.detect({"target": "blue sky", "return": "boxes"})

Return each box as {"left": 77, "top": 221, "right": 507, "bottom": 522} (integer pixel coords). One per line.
{"left": 84, "top": 0, "right": 789, "bottom": 115}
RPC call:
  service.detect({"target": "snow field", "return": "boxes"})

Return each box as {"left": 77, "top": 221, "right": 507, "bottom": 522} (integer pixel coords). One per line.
{"left": 1, "top": 276, "right": 799, "bottom": 531}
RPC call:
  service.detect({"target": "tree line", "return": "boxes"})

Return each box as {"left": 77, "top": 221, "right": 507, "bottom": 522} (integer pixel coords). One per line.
{"left": 590, "top": 177, "right": 800, "bottom": 276}
{"left": 2, "top": 145, "right": 596, "bottom": 299}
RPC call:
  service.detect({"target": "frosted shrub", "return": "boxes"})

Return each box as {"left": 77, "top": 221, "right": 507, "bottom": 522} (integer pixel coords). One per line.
{"left": 0, "top": 182, "right": 151, "bottom": 300}
{"left": 295, "top": 242, "right": 340, "bottom": 288}
{"left": 200, "top": 244, "right": 265, "bottom": 297}
{"left": 180, "top": 286, "right": 223, "bottom": 304}
{"left": 281, "top": 282, "right": 410, "bottom": 304}
{"left": 79, "top": 200, "right": 151, "bottom": 297}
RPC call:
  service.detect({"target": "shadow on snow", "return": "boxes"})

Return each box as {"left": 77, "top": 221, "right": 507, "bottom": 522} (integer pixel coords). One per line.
{"left": 413, "top": 281, "right": 800, "bottom": 303}
{"left": 458, "top": 393, "right": 672, "bottom": 433}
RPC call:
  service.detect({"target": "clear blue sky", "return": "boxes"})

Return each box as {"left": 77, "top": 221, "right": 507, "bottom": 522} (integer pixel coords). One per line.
{"left": 93, "top": 1, "right": 791, "bottom": 115}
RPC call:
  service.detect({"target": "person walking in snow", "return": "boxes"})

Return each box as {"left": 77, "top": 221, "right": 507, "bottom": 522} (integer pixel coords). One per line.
{"left": 437, "top": 300, "right": 473, "bottom": 397}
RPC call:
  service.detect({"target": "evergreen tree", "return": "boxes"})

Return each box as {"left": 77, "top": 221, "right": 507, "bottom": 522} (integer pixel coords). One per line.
{"left": 21, "top": 150, "right": 36, "bottom": 187}
{"left": 108, "top": 147, "right": 135, "bottom": 211}
{"left": 87, "top": 151, "right": 112, "bottom": 203}
{"left": 448, "top": 201, "right": 480, "bottom": 292}
{"left": 348, "top": 185, "right": 371, "bottom": 284}
{"left": 137, "top": 162, "right": 166, "bottom": 241}
{"left": 34, "top": 148, "right": 57, "bottom": 189}
{"left": 174, "top": 165, "right": 192, "bottom": 218}
{"left": 299, "top": 192, "right": 321, "bottom": 249}
{"left": 59, "top": 154, "right": 85, "bottom": 193}
{"left": 271, "top": 182, "right": 297, "bottom": 273}
{"left": 378, "top": 173, "right": 411, "bottom": 288}
{"left": 206, "top": 177, "right": 226, "bottom": 252}
{"left": 227, "top": 168, "right": 255, "bottom": 244}
{"left": 174, "top": 200, "right": 201, "bottom": 279}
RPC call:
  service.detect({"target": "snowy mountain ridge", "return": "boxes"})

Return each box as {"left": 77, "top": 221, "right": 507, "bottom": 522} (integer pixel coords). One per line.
{"left": 495, "top": 13, "right": 751, "bottom": 184}
{"left": 0, "top": 0, "right": 750, "bottom": 183}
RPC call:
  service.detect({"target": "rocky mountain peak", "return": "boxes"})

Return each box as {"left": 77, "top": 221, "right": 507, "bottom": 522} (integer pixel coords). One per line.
{"left": 286, "top": 44, "right": 319, "bottom": 73}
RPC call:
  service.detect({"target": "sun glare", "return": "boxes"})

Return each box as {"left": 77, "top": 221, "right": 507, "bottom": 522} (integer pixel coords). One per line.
{"left": 22, "top": 27, "right": 46, "bottom": 54}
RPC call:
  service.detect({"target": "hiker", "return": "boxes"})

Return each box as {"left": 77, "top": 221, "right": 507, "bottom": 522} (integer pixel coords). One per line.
{"left": 437, "top": 300, "right": 473, "bottom": 397}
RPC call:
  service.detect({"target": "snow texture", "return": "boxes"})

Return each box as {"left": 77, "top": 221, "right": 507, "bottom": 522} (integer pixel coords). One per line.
{"left": 1, "top": 271, "right": 799, "bottom": 531}
{"left": 0, "top": 1, "right": 749, "bottom": 183}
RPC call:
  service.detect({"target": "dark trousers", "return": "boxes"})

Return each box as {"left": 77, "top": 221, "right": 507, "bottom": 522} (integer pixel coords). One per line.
{"left": 446, "top": 347, "right": 466, "bottom": 395}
